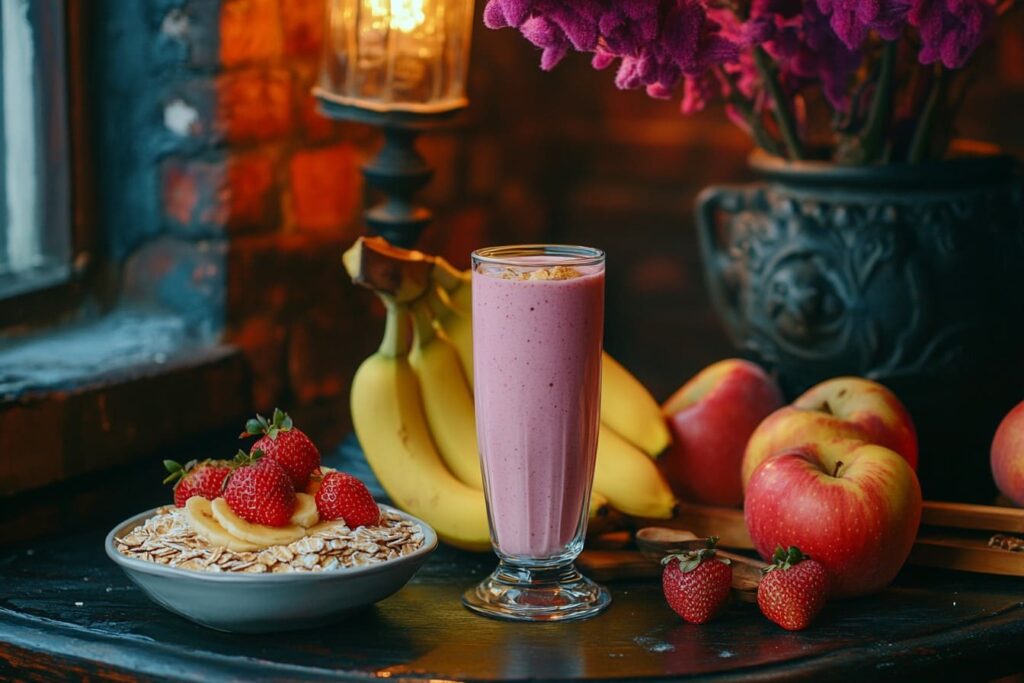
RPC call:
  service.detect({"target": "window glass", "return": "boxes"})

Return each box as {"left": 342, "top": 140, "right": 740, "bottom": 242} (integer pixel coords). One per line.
{"left": 0, "top": 0, "right": 70, "bottom": 298}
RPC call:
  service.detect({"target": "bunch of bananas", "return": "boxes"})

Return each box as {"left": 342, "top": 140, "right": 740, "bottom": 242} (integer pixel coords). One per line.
{"left": 345, "top": 237, "right": 676, "bottom": 551}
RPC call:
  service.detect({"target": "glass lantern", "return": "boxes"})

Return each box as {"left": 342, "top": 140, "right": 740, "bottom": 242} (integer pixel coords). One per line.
{"left": 320, "top": 0, "right": 475, "bottom": 114}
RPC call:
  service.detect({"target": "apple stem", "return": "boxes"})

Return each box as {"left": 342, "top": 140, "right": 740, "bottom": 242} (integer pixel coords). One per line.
{"left": 832, "top": 460, "right": 844, "bottom": 478}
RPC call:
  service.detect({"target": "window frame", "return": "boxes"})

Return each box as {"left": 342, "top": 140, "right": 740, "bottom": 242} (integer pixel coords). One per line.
{"left": 0, "top": 0, "right": 96, "bottom": 332}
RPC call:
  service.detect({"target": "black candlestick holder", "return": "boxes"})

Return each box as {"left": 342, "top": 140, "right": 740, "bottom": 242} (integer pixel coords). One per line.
{"left": 315, "top": 94, "right": 464, "bottom": 249}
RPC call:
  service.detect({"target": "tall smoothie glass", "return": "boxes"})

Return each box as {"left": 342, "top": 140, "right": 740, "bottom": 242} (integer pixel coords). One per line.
{"left": 463, "top": 244, "right": 610, "bottom": 622}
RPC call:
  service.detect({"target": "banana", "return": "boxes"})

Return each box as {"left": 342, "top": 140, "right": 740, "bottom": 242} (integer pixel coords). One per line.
{"left": 184, "top": 497, "right": 258, "bottom": 552}
{"left": 600, "top": 354, "right": 672, "bottom": 458}
{"left": 408, "top": 298, "right": 484, "bottom": 489}
{"left": 592, "top": 425, "right": 677, "bottom": 519}
{"left": 351, "top": 297, "right": 492, "bottom": 552}
{"left": 425, "top": 285, "right": 475, "bottom": 388}
{"left": 588, "top": 490, "right": 609, "bottom": 520}
{"left": 432, "top": 256, "right": 472, "bottom": 313}
{"left": 211, "top": 497, "right": 307, "bottom": 547}
{"left": 290, "top": 492, "right": 320, "bottom": 528}
{"left": 343, "top": 237, "right": 432, "bottom": 303}
{"left": 306, "top": 519, "right": 349, "bottom": 536}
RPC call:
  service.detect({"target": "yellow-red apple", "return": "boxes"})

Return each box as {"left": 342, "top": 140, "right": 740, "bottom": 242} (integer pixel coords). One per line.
{"left": 744, "top": 439, "right": 922, "bottom": 598}
{"left": 661, "top": 359, "right": 784, "bottom": 506}
{"left": 741, "top": 377, "right": 918, "bottom": 489}
{"left": 991, "top": 400, "right": 1024, "bottom": 506}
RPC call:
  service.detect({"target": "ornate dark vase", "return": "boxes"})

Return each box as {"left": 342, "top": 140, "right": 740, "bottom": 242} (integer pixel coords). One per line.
{"left": 697, "top": 150, "right": 1024, "bottom": 501}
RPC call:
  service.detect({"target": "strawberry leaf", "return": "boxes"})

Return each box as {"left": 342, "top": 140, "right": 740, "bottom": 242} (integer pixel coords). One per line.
{"left": 162, "top": 459, "right": 184, "bottom": 485}
{"left": 676, "top": 556, "right": 702, "bottom": 573}
{"left": 265, "top": 408, "right": 292, "bottom": 437}
{"left": 244, "top": 418, "right": 264, "bottom": 436}
{"left": 766, "top": 544, "right": 807, "bottom": 573}
{"left": 662, "top": 542, "right": 721, "bottom": 572}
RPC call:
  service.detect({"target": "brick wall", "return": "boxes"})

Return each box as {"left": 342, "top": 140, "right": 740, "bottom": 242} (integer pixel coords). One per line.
{"left": 96, "top": 0, "right": 374, "bottom": 440}
{"left": 93, "top": 0, "right": 1024, "bottom": 447}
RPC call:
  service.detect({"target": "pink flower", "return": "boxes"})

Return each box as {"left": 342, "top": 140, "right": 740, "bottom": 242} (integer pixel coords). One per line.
{"left": 815, "top": 0, "right": 911, "bottom": 49}
{"left": 482, "top": 0, "right": 739, "bottom": 92}
{"left": 909, "top": 0, "right": 995, "bottom": 68}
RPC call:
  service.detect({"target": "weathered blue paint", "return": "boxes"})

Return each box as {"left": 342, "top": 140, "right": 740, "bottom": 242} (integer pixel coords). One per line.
{"left": 91, "top": 0, "right": 227, "bottom": 336}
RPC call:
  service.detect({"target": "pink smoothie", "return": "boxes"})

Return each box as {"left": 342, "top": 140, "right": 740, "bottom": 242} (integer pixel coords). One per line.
{"left": 472, "top": 259, "right": 604, "bottom": 559}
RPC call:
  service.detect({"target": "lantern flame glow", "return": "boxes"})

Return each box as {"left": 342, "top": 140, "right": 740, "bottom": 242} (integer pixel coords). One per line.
{"left": 370, "top": 0, "right": 427, "bottom": 32}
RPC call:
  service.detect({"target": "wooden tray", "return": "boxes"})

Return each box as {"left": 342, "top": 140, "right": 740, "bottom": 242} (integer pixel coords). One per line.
{"left": 587, "top": 501, "right": 1024, "bottom": 579}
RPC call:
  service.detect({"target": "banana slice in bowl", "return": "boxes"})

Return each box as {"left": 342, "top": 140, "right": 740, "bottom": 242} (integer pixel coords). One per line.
{"left": 184, "top": 497, "right": 258, "bottom": 552}
{"left": 211, "top": 498, "right": 307, "bottom": 547}
{"left": 290, "top": 493, "right": 320, "bottom": 528}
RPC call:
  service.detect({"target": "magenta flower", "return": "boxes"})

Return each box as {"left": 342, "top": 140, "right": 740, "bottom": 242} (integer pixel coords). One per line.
{"left": 483, "top": 0, "right": 739, "bottom": 89}
{"left": 776, "top": 2, "right": 862, "bottom": 109}
{"left": 909, "top": 0, "right": 995, "bottom": 68}
{"left": 484, "top": 0, "right": 1006, "bottom": 162}
{"left": 815, "top": 0, "right": 911, "bottom": 49}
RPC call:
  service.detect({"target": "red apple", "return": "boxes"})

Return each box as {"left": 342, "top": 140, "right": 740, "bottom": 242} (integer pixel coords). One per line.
{"left": 661, "top": 359, "right": 784, "bottom": 506}
{"left": 742, "top": 377, "right": 918, "bottom": 490}
{"left": 744, "top": 439, "right": 922, "bottom": 598}
{"left": 991, "top": 400, "right": 1024, "bottom": 506}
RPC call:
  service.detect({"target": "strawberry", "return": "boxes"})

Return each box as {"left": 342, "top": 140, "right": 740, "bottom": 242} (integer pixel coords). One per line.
{"left": 757, "top": 545, "right": 829, "bottom": 631}
{"left": 661, "top": 537, "right": 733, "bottom": 624}
{"left": 242, "top": 409, "right": 320, "bottom": 489}
{"left": 223, "top": 450, "right": 297, "bottom": 527}
{"left": 163, "top": 459, "right": 232, "bottom": 508}
{"left": 314, "top": 471, "right": 380, "bottom": 528}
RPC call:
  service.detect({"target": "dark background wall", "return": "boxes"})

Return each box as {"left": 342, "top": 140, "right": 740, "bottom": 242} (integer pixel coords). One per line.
{"left": 91, "top": 0, "right": 1024, "bottom": 447}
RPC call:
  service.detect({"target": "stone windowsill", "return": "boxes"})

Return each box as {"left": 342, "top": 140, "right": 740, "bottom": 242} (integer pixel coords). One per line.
{"left": 0, "top": 309, "right": 250, "bottom": 496}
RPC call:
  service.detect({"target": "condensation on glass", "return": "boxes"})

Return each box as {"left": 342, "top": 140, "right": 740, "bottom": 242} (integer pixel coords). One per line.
{"left": 0, "top": 0, "right": 71, "bottom": 298}
{"left": 319, "top": 0, "right": 474, "bottom": 113}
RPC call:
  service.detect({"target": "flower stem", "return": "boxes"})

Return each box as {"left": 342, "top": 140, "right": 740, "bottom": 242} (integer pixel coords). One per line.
{"left": 858, "top": 40, "right": 898, "bottom": 163}
{"left": 908, "top": 68, "right": 946, "bottom": 163}
{"left": 715, "top": 67, "right": 784, "bottom": 157}
{"left": 753, "top": 47, "right": 804, "bottom": 160}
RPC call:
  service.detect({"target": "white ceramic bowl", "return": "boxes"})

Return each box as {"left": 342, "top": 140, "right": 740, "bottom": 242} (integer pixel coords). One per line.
{"left": 105, "top": 504, "right": 437, "bottom": 633}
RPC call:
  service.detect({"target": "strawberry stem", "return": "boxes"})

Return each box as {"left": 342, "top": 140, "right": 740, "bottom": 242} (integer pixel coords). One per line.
{"left": 243, "top": 410, "right": 293, "bottom": 439}
{"left": 661, "top": 536, "right": 727, "bottom": 572}
{"left": 766, "top": 545, "right": 808, "bottom": 573}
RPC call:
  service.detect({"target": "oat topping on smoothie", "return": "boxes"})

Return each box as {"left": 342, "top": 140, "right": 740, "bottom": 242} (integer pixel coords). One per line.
{"left": 492, "top": 265, "right": 583, "bottom": 281}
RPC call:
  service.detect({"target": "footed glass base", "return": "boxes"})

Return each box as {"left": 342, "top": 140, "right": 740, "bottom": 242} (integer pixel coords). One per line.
{"left": 462, "top": 561, "right": 611, "bottom": 622}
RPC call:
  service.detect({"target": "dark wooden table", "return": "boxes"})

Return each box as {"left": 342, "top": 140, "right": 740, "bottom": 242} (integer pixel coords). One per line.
{"left": 3, "top": 439, "right": 1024, "bottom": 682}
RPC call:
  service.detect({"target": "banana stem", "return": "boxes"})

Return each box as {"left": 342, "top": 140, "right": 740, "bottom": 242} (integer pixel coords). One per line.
{"left": 431, "top": 256, "right": 469, "bottom": 293}
{"left": 409, "top": 298, "right": 437, "bottom": 349}
{"left": 378, "top": 297, "right": 412, "bottom": 358}
{"left": 426, "top": 284, "right": 463, "bottom": 327}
